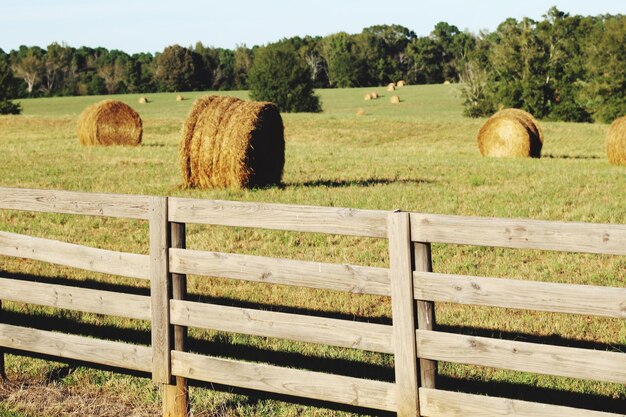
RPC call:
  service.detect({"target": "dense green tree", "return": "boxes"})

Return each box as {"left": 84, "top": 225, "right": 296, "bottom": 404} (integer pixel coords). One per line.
{"left": 154, "top": 45, "right": 196, "bottom": 91}
{"left": 249, "top": 41, "right": 321, "bottom": 112}
{"left": 320, "top": 32, "right": 366, "bottom": 87}
{"left": 0, "top": 54, "right": 21, "bottom": 114}
{"left": 11, "top": 46, "right": 44, "bottom": 95}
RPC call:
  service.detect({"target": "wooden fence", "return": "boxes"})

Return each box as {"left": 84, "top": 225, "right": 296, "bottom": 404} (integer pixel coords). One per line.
{"left": 0, "top": 187, "right": 624, "bottom": 417}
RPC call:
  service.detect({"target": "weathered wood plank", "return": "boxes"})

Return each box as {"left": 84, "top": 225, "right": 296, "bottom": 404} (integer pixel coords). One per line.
{"left": 388, "top": 212, "right": 420, "bottom": 417}
{"left": 150, "top": 196, "right": 170, "bottom": 384}
{"left": 416, "top": 330, "right": 626, "bottom": 384}
{"left": 171, "top": 351, "right": 397, "bottom": 412}
{"left": 170, "top": 300, "right": 393, "bottom": 354}
{"left": 168, "top": 198, "right": 388, "bottom": 238}
{"left": 164, "top": 222, "right": 188, "bottom": 417}
{"left": 0, "top": 187, "right": 151, "bottom": 219}
{"left": 413, "top": 271, "right": 626, "bottom": 318}
{"left": 410, "top": 213, "right": 626, "bottom": 255}
{"left": 0, "top": 277, "right": 151, "bottom": 320}
{"left": 0, "top": 231, "right": 150, "bottom": 280}
{"left": 414, "top": 242, "right": 437, "bottom": 389}
{"left": 0, "top": 323, "right": 152, "bottom": 373}
{"left": 419, "top": 388, "right": 622, "bottom": 417}
{"left": 170, "top": 249, "right": 390, "bottom": 296}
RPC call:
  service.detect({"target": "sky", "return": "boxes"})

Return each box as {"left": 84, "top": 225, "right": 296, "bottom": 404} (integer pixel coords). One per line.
{"left": 1, "top": 1, "right": 624, "bottom": 54}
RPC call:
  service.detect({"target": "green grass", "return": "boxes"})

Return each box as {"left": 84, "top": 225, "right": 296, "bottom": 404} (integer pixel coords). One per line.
{"left": 0, "top": 85, "right": 624, "bottom": 416}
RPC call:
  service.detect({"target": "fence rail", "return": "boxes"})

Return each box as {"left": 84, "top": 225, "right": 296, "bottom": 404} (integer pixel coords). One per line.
{"left": 0, "top": 187, "right": 624, "bottom": 417}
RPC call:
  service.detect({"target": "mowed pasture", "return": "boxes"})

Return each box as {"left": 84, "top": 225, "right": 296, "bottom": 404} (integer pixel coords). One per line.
{"left": 0, "top": 85, "right": 624, "bottom": 416}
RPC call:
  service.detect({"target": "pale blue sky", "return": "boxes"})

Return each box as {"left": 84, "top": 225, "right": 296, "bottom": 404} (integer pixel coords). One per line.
{"left": 1, "top": 1, "right": 624, "bottom": 53}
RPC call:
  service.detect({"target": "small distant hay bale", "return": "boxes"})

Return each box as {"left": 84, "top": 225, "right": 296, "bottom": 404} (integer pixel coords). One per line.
{"left": 443, "top": 80, "right": 451, "bottom": 85}
{"left": 364, "top": 93, "right": 372, "bottom": 101}
{"left": 477, "top": 108, "right": 543, "bottom": 158}
{"left": 180, "top": 95, "right": 285, "bottom": 189}
{"left": 390, "top": 95, "right": 400, "bottom": 104}
{"left": 356, "top": 107, "right": 365, "bottom": 116}
{"left": 77, "top": 100, "right": 142, "bottom": 146}
{"left": 607, "top": 115, "right": 626, "bottom": 166}
{"left": 387, "top": 83, "right": 396, "bottom": 92}
{"left": 370, "top": 92, "right": 379, "bottom": 99}
{"left": 138, "top": 96, "right": 148, "bottom": 104}
{"left": 176, "top": 95, "right": 185, "bottom": 101}
{"left": 397, "top": 80, "right": 406, "bottom": 87}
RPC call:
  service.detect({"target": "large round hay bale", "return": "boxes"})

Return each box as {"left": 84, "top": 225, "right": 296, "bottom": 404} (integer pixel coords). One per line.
{"left": 370, "top": 92, "right": 379, "bottom": 99}
{"left": 397, "top": 80, "right": 406, "bottom": 87}
{"left": 77, "top": 100, "right": 142, "bottom": 146}
{"left": 387, "top": 83, "right": 396, "bottom": 92}
{"left": 607, "top": 115, "right": 626, "bottom": 166}
{"left": 138, "top": 96, "right": 148, "bottom": 104}
{"left": 180, "top": 95, "right": 285, "bottom": 189}
{"left": 176, "top": 95, "right": 185, "bottom": 102}
{"left": 477, "top": 109, "right": 543, "bottom": 158}
{"left": 390, "top": 95, "right": 400, "bottom": 104}
{"left": 364, "top": 93, "right": 372, "bottom": 101}
{"left": 443, "top": 80, "right": 451, "bottom": 85}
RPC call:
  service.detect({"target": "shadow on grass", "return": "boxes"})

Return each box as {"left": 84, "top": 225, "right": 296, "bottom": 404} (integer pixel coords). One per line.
{"left": 1, "top": 271, "right": 624, "bottom": 414}
{"left": 285, "top": 178, "right": 433, "bottom": 188}
{"left": 543, "top": 153, "right": 602, "bottom": 160}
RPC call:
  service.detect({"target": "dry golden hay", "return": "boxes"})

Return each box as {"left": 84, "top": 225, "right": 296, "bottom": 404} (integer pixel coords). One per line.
{"left": 390, "top": 95, "right": 400, "bottom": 104}
{"left": 364, "top": 93, "right": 372, "bottom": 101}
{"left": 397, "top": 80, "right": 406, "bottom": 87}
{"left": 77, "top": 100, "right": 142, "bottom": 146}
{"left": 176, "top": 95, "right": 185, "bottom": 101}
{"left": 356, "top": 107, "right": 365, "bottom": 116}
{"left": 477, "top": 109, "right": 543, "bottom": 158}
{"left": 370, "top": 92, "right": 379, "bottom": 99}
{"left": 387, "top": 83, "right": 396, "bottom": 92}
{"left": 607, "top": 115, "right": 626, "bottom": 166}
{"left": 443, "top": 80, "right": 451, "bottom": 85}
{"left": 138, "top": 96, "right": 148, "bottom": 104}
{"left": 180, "top": 95, "right": 285, "bottom": 189}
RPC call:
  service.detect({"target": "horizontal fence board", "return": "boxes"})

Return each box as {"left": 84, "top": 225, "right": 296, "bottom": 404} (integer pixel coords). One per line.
{"left": 170, "top": 300, "right": 393, "bottom": 354}
{"left": 170, "top": 249, "right": 390, "bottom": 296}
{"left": 414, "top": 272, "right": 626, "bottom": 318}
{"left": 0, "top": 277, "right": 151, "bottom": 321}
{"left": 410, "top": 213, "right": 626, "bottom": 255}
{"left": 0, "top": 323, "right": 151, "bottom": 373}
{"left": 0, "top": 187, "right": 151, "bottom": 220}
{"left": 419, "top": 388, "right": 621, "bottom": 417}
{"left": 171, "top": 351, "right": 397, "bottom": 412}
{"left": 168, "top": 198, "right": 388, "bottom": 238}
{"left": 416, "top": 330, "right": 626, "bottom": 384}
{"left": 0, "top": 231, "right": 150, "bottom": 280}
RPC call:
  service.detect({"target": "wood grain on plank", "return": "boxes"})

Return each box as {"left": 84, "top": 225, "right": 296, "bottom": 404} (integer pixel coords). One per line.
{"left": 168, "top": 198, "right": 388, "bottom": 238}
{"left": 410, "top": 213, "right": 626, "bottom": 255}
{"left": 0, "top": 231, "right": 149, "bottom": 280}
{"left": 0, "top": 187, "right": 151, "bottom": 219}
{"left": 416, "top": 330, "right": 626, "bottom": 384}
{"left": 171, "top": 351, "right": 397, "bottom": 412}
{"left": 170, "top": 300, "right": 393, "bottom": 354}
{"left": 170, "top": 248, "right": 390, "bottom": 296}
{"left": 0, "top": 323, "right": 151, "bottom": 373}
{"left": 413, "top": 271, "right": 626, "bottom": 318}
{"left": 0, "top": 277, "right": 150, "bottom": 320}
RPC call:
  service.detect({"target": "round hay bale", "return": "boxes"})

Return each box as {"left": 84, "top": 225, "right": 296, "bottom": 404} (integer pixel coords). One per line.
{"left": 370, "top": 92, "right": 379, "bottom": 99}
{"left": 387, "top": 83, "right": 396, "bottom": 92}
{"left": 397, "top": 80, "right": 406, "bottom": 87}
{"left": 176, "top": 95, "right": 185, "bottom": 101}
{"left": 607, "top": 115, "right": 626, "bottom": 166}
{"left": 180, "top": 95, "right": 285, "bottom": 189}
{"left": 443, "top": 80, "right": 451, "bottom": 85}
{"left": 477, "top": 109, "right": 543, "bottom": 158}
{"left": 77, "top": 100, "right": 142, "bottom": 146}
{"left": 364, "top": 93, "right": 372, "bottom": 101}
{"left": 356, "top": 107, "right": 365, "bottom": 116}
{"left": 390, "top": 95, "right": 400, "bottom": 104}
{"left": 138, "top": 96, "right": 148, "bottom": 104}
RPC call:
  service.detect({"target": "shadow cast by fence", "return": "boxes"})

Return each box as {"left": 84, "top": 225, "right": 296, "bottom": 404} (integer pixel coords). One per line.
{"left": 543, "top": 153, "right": 602, "bottom": 160}
{"left": 285, "top": 177, "right": 434, "bottom": 188}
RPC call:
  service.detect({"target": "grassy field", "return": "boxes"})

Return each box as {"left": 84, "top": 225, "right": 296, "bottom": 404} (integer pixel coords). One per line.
{"left": 0, "top": 85, "right": 624, "bottom": 416}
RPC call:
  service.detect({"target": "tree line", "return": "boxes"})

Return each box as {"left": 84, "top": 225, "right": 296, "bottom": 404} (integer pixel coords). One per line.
{"left": 0, "top": 8, "right": 624, "bottom": 121}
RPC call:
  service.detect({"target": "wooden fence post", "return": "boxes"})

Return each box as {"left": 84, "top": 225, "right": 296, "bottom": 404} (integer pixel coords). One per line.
{"left": 414, "top": 242, "right": 436, "bottom": 388}
{"left": 149, "top": 197, "right": 171, "bottom": 384}
{"left": 388, "top": 212, "right": 421, "bottom": 417}
{"left": 163, "top": 222, "right": 189, "bottom": 417}
{"left": 0, "top": 300, "right": 5, "bottom": 383}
